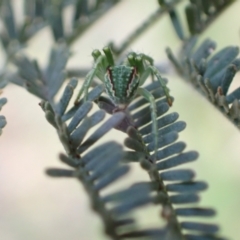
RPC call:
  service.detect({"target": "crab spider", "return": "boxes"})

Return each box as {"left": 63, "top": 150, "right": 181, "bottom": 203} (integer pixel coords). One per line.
{"left": 75, "top": 46, "right": 172, "bottom": 162}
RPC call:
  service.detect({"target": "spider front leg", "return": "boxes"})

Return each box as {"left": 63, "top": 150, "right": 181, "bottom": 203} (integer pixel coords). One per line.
{"left": 74, "top": 68, "right": 96, "bottom": 104}
{"left": 148, "top": 65, "right": 172, "bottom": 106}
{"left": 127, "top": 54, "right": 172, "bottom": 161}
{"left": 132, "top": 54, "right": 172, "bottom": 106}
{"left": 75, "top": 47, "right": 114, "bottom": 104}
{"left": 137, "top": 87, "right": 158, "bottom": 162}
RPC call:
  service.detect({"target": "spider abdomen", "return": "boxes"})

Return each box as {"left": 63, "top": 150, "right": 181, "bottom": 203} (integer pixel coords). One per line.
{"left": 104, "top": 65, "right": 139, "bottom": 107}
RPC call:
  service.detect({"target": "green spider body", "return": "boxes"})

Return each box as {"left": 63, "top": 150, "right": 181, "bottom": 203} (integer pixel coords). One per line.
{"left": 75, "top": 47, "right": 172, "bottom": 162}
{"left": 105, "top": 66, "right": 139, "bottom": 108}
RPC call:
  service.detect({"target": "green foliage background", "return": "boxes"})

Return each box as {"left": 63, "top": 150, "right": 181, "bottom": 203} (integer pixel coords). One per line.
{"left": 0, "top": 0, "right": 240, "bottom": 239}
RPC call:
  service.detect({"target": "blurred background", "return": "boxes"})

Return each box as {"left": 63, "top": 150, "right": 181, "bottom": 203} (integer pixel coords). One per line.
{"left": 0, "top": 0, "right": 240, "bottom": 239}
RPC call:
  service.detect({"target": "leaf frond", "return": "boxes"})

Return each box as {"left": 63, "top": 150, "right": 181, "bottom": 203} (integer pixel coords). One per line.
{"left": 7, "top": 44, "right": 69, "bottom": 101}
{"left": 0, "top": 95, "right": 7, "bottom": 135}
{"left": 98, "top": 78, "right": 225, "bottom": 239}
{"left": 168, "top": 38, "right": 240, "bottom": 129}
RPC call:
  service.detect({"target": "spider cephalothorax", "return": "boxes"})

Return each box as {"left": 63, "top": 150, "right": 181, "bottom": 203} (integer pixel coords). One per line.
{"left": 104, "top": 66, "right": 139, "bottom": 108}
{"left": 75, "top": 46, "right": 172, "bottom": 161}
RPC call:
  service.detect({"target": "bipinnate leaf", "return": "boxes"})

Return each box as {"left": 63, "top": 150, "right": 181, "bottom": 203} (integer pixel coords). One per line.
{"left": 0, "top": 97, "right": 7, "bottom": 135}
{"left": 168, "top": 37, "right": 240, "bottom": 130}
{"left": 11, "top": 44, "right": 69, "bottom": 101}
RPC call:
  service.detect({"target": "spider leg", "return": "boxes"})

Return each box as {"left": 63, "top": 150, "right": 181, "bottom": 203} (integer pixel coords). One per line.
{"left": 127, "top": 52, "right": 144, "bottom": 72}
{"left": 75, "top": 46, "right": 117, "bottom": 104}
{"left": 127, "top": 53, "right": 155, "bottom": 81}
{"left": 74, "top": 68, "right": 96, "bottom": 104}
{"left": 74, "top": 55, "right": 104, "bottom": 105}
{"left": 139, "top": 53, "right": 154, "bottom": 66}
{"left": 135, "top": 55, "right": 172, "bottom": 106}
{"left": 102, "top": 46, "right": 115, "bottom": 66}
{"left": 137, "top": 87, "right": 158, "bottom": 162}
{"left": 148, "top": 65, "right": 172, "bottom": 106}
{"left": 139, "top": 53, "right": 154, "bottom": 82}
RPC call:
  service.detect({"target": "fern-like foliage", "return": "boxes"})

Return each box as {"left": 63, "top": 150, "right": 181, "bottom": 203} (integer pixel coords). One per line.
{"left": 43, "top": 74, "right": 225, "bottom": 239}
{"left": 0, "top": 0, "right": 120, "bottom": 47}
{"left": 0, "top": 0, "right": 237, "bottom": 239}
{"left": 184, "top": 0, "right": 234, "bottom": 36}
{"left": 100, "top": 80, "right": 224, "bottom": 240}
{"left": 0, "top": 0, "right": 121, "bottom": 88}
{"left": 167, "top": 38, "right": 240, "bottom": 128}
{"left": 163, "top": 0, "right": 240, "bottom": 129}
{"left": 0, "top": 95, "right": 7, "bottom": 135}
{"left": 7, "top": 44, "right": 69, "bottom": 102}
{"left": 160, "top": 0, "right": 234, "bottom": 41}
{"left": 43, "top": 79, "right": 167, "bottom": 239}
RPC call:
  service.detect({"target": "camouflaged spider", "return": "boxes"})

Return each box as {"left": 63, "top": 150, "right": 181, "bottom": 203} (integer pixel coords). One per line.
{"left": 75, "top": 46, "right": 172, "bottom": 162}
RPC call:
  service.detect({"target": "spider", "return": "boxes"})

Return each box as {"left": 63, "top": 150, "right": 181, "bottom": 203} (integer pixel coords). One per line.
{"left": 75, "top": 46, "right": 172, "bottom": 162}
